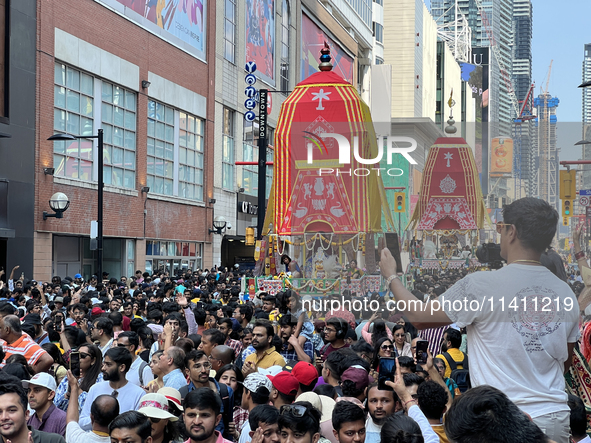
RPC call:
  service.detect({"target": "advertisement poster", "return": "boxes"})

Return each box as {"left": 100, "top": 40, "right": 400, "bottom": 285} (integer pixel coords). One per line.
{"left": 245, "top": 0, "right": 275, "bottom": 85}
{"left": 490, "top": 137, "right": 513, "bottom": 175}
{"left": 101, "top": 0, "right": 206, "bottom": 59}
{"left": 301, "top": 13, "right": 353, "bottom": 83}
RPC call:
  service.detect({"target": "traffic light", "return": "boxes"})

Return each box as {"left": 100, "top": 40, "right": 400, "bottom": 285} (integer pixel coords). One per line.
{"left": 562, "top": 199, "right": 572, "bottom": 217}
{"left": 563, "top": 217, "right": 570, "bottom": 226}
{"left": 394, "top": 192, "right": 406, "bottom": 213}
{"left": 559, "top": 170, "right": 577, "bottom": 199}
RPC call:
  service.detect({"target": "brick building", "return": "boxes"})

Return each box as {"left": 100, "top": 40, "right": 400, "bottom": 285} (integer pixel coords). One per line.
{"left": 34, "top": 0, "right": 216, "bottom": 281}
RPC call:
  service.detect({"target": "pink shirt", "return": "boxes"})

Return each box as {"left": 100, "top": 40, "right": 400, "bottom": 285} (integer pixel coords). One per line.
{"left": 185, "top": 431, "right": 233, "bottom": 443}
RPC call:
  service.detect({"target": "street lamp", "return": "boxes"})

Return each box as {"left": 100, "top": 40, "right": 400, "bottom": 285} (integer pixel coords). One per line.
{"left": 209, "top": 215, "right": 227, "bottom": 235}
{"left": 48, "top": 129, "right": 104, "bottom": 281}
{"left": 43, "top": 192, "right": 70, "bottom": 220}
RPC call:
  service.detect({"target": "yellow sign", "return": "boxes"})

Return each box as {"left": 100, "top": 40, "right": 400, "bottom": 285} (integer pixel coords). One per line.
{"left": 490, "top": 138, "right": 513, "bottom": 175}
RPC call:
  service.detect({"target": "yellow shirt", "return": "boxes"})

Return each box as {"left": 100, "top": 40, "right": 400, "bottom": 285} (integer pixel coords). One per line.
{"left": 436, "top": 348, "right": 465, "bottom": 379}
{"left": 244, "top": 346, "right": 286, "bottom": 370}
{"left": 431, "top": 424, "right": 450, "bottom": 443}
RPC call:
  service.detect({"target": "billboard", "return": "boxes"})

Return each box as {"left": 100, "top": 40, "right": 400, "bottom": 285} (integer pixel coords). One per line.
{"left": 490, "top": 137, "right": 513, "bottom": 175}
{"left": 301, "top": 13, "right": 354, "bottom": 83}
{"left": 245, "top": 0, "right": 275, "bottom": 86}
{"left": 99, "top": 0, "right": 206, "bottom": 60}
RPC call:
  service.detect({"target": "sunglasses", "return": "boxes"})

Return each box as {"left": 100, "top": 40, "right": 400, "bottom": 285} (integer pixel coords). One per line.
{"left": 280, "top": 404, "right": 308, "bottom": 417}
{"left": 149, "top": 417, "right": 162, "bottom": 424}
{"left": 381, "top": 345, "right": 394, "bottom": 350}
{"left": 80, "top": 352, "right": 91, "bottom": 359}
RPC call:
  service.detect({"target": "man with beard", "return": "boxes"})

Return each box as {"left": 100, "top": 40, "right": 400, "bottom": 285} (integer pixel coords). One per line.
{"left": 435, "top": 328, "right": 465, "bottom": 379}
{"left": 79, "top": 347, "right": 145, "bottom": 431}
{"left": 183, "top": 388, "right": 233, "bottom": 443}
{"left": 365, "top": 383, "right": 397, "bottom": 443}
{"left": 179, "top": 350, "right": 234, "bottom": 440}
{"left": 278, "top": 315, "right": 313, "bottom": 363}
{"left": 0, "top": 380, "right": 65, "bottom": 443}
{"left": 89, "top": 317, "right": 114, "bottom": 357}
{"left": 243, "top": 321, "right": 285, "bottom": 374}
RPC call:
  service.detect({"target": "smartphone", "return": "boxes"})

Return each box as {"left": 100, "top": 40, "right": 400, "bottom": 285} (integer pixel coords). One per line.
{"left": 378, "top": 357, "right": 396, "bottom": 391}
{"left": 70, "top": 351, "right": 81, "bottom": 378}
{"left": 416, "top": 340, "right": 429, "bottom": 365}
{"left": 385, "top": 233, "right": 404, "bottom": 275}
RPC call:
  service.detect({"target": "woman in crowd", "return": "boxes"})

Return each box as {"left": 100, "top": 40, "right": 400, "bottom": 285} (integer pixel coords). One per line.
{"left": 362, "top": 312, "right": 392, "bottom": 345}
{"left": 215, "top": 363, "right": 248, "bottom": 437}
{"left": 392, "top": 324, "right": 413, "bottom": 358}
{"left": 54, "top": 343, "right": 103, "bottom": 412}
{"left": 372, "top": 337, "right": 395, "bottom": 371}
{"left": 147, "top": 349, "right": 165, "bottom": 391}
{"left": 41, "top": 342, "right": 68, "bottom": 385}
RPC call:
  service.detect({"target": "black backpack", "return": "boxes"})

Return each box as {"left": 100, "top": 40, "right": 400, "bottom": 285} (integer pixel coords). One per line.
{"left": 443, "top": 352, "right": 471, "bottom": 393}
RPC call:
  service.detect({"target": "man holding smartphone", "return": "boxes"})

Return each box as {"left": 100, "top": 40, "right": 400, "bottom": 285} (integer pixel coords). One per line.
{"left": 380, "top": 197, "right": 578, "bottom": 443}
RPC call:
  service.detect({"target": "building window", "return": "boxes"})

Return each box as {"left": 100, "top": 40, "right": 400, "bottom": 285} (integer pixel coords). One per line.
{"left": 147, "top": 100, "right": 204, "bottom": 200}
{"left": 179, "top": 112, "right": 205, "bottom": 201}
{"left": 224, "top": 0, "right": 236, "bottom": 63}
{"left": 54, "top": 63, "right": 138, "bottom": 187}
{"left": 102, "top": 82, "right": 136, "bottom": 188}
{"left": 53, "top": 64, "right": 95, "bottom": 181}
{"left": 280, "top": 0, "right": 290, "bottom": 94}
{"left": 375, "top": 57, "right": 384, "bottom": 65}
{"left": 242, "top": 123, "right": 274, "bottom": 198}
{"left": 222, "top": 108, "right": 234, "bottom": 190}
{"left": 147, "top": 101, "right": 175, "bottom": 196}
{"left": 126, "top": 239, "right": 135, "bottom": 278}
{"left": 145, "top": 240, "right": 203, "bottom": 273}
{"left": 373, "top": 22, "right": 383, "bottom": 44}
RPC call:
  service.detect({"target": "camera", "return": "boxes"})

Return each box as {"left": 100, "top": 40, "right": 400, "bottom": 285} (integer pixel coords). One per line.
{"left": 476, "top": 243, "right": 505, "bottom": 269}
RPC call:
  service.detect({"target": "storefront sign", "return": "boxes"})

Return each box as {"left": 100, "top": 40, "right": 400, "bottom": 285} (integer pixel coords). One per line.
{"left": 239, "top": 201, "right": 258, "bottom": 215}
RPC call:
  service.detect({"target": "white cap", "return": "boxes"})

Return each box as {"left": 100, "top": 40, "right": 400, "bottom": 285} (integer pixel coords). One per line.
{"left": 22, "top": 372, "right": 57, "bottom": 392}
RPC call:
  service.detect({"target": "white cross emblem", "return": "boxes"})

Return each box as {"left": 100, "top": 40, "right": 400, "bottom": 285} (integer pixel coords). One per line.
{"left": 444, "top": 152, "right": 453, "bottom": 168}
{"left": 311, "top": 89, "right": 331, "bottom": 111}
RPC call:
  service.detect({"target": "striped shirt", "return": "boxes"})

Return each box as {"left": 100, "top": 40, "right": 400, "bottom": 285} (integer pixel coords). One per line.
{"left": 418, "top": 326, "right": 447, "bottom": 356}
{"left": 0, "top": 332, "right": 48, "bottom": 367}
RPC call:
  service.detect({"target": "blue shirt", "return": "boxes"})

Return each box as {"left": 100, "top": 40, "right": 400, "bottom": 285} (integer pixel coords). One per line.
{"left": 163, "top": 368, "right": 187, "bottom": 390}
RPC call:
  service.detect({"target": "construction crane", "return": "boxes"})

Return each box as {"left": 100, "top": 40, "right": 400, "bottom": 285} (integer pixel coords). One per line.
{"left": 513, "top": 82, "right": 536, "bottom": 199}
{"left": 541, "top": 60, "right": 553, "bottom": 95}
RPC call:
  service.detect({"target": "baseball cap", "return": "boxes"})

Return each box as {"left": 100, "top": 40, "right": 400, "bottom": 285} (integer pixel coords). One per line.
{"left": 241, "top": 373, "right": 272, "bottom": 395}
{"left": 23, "top": 313, "right": 43, "bottom": 325}
{"left": 74, "top": 274, "right": 82, "bottom": 279}
{"left": 341, "top": 366, "right": 371, "bottom": 391}
{"left": 267, "top": 371, "right": 299, "bottom": 396}
{"left": 292, "top": 361, "right": 319, "bottom": 386}
{"left": 92, "top": 307, "right": 105, "bottom": 315}
{"left": 22, "top": 372, "right": 57, "bottom": 392}
{"left": 54, "top": 297, "right": 64, "bottom": 304}
{"left": 257, "top": 365, "right": 283, "bottom": 377}
{"left": 90, "top": 297, "right": 101, "bottom": 305}
{"left": 138, "top": 393, "right": 178, "bottom": 421}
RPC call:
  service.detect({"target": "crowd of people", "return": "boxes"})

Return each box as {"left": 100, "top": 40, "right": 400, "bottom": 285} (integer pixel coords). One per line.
{"left": 0, "top": 197, "right": 588, "bottom": 443}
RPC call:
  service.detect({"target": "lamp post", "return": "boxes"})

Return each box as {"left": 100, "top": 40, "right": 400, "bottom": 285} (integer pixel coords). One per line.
{"left": 42, "top": 192, "right": 70, "bottom": 220}
{"left": 48, "top": 129, "right": 104, "bottom": 281}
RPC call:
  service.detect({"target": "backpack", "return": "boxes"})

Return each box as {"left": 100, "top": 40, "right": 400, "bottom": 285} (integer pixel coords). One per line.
{"left": 443, "top": 352, "right": 471, "bottom": 393}
{"left": 138, "top": 360, "right": 149, "bottom": 386}
{"left": 218, "top": 383, "right": 233, "bottom": 440}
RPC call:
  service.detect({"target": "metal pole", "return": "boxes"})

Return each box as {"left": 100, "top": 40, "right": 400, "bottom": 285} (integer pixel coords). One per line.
{"left": 97, "top": 129, "right": 104, "bottom": 283}
{"left": 257, "top": 90, "right": 268, "bottom": 240}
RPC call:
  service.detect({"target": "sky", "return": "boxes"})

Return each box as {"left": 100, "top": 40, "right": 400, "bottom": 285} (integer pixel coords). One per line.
{"left": 425, "top": 0, "right": 591, "bottom": 161}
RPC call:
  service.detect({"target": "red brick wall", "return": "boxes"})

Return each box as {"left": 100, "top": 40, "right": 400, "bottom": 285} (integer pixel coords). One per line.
{"left": 35, "top": 0, "right": 216, "bottom": 244}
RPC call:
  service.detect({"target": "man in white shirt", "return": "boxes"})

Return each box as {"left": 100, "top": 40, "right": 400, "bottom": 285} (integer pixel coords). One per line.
{"left": 65, "top": 369, "right": 119, "bottom": 443}
{"left": 380, "top": 197, "right": 579, "bottom": 443}
{"left": 365, "top": 383, "right": 397, "bottom": 443}
{"left": 116, "top": 331, "right": 153, "bottom": 387}
{"left": 79, "top": 347, "right": 145, "bottom": 431}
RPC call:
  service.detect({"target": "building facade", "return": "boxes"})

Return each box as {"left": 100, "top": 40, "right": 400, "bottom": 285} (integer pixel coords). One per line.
{"left": 34, "top": 0, "right": 216, "bottom": 281}
{"left": 0, "top": 0, "right": 37, "bottom": 278}
{"left": 582, "top": 43, "right": 591, "bottom": 189}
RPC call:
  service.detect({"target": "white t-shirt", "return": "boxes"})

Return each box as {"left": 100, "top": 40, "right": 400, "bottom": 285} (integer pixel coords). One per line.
{"left": 364, "top": 416, "right": 382, "bottom": 443}
{"left": 126, "top": 357, "right": 154, "bottom": 387}
{"left": 65, "top": 422, "right": 110, "bottom": 443}
{"left": 79, "top": 381, "right": 146, "bottom": 430}
{"left": 238, "top": 420, "right": 251, "bottom": 443}
{"left": 442, "top": 264, "right": 579, "bottom": 418}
